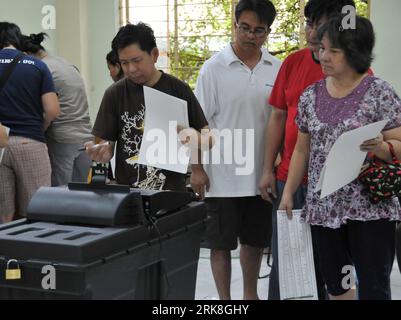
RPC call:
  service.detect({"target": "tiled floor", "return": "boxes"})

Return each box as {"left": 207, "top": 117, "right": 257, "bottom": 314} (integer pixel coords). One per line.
{"left": 195, "top": 248, "right": 270, "bottom": 300}
{"left": 195, "top": 248, "right": 401, "bottom": 300}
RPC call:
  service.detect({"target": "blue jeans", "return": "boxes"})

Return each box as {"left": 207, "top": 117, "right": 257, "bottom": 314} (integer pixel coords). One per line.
{"left": 268, "top": 180, "right": 326, "bottom": 300}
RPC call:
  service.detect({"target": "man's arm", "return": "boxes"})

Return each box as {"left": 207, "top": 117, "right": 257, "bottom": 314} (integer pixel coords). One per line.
{"left": 190, "top": 153, "right": 210, "bottom": 199}
{"left": 177, "top": 124, "right": 213, "bottom": 199}
{"left": 259, "top": 107, "right": 287, "bottom": 202}
{"left": 186, "top": 125, "right": 214, "bottom": 199}
{"left": 187, "top": 64, "right": 217, "bottom": 199}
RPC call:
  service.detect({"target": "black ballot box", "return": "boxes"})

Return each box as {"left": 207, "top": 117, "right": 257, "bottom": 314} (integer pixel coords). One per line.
{"left": 0, "top": 185, "right": 207, "bottom": 300}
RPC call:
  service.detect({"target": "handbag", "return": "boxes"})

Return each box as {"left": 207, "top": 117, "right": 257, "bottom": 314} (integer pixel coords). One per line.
{"left": 359, "top": 141, "right": 401, "bottom": 204}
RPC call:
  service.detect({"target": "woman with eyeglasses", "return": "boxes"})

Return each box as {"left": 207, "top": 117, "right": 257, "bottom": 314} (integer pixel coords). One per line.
{"left": 279, "top": 15, "right": 401, "bottom": 300}
{"left": 259, "top": 0, "right": 358, "bottom": 301}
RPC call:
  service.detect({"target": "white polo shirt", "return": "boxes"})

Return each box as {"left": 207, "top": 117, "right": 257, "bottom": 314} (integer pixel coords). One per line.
{"left": 195, "top": 44, "right": 281, "bottom": 197}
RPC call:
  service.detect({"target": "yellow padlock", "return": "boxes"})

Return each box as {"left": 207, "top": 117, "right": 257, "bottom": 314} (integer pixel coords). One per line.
{"left": 5, "top": 259, "right": 21, "bottom": 280}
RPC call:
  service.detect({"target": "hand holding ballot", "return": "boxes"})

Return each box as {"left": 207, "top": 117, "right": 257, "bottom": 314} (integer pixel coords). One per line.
{"left": 360, "top": 133, "right": 384, "bottom": 153}
{"left": 177, "top": 124, "right": 198, "bottom": 148}
{"left": 177, "top": 124, "right": 212, "bottom": 151}
{"left": 316, "top": 120, "right": 389, "bottom": 198}
{"left": 84, "top": 140, "right": 114, "bottom": 163}
{"left": 278, "top": 192, "right": 295, "bottom": 220}
{"left": 276, "top": 210, "right": 318, "bottom": 300}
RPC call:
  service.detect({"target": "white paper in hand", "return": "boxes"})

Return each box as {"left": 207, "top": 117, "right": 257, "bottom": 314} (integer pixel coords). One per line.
{"left": 317, "top": 119, "right": 388, "bottom": 198}
{"left": 138, "top": 86, "right": 190, "bottom": 174}
{"left": 277, "top": 209, "right": 318, "bottom": 300}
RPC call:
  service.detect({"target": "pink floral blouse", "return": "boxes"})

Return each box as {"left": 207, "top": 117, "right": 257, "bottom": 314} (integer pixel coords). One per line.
{"left": 296, "top": 76, "right": 401, "bottom": 229}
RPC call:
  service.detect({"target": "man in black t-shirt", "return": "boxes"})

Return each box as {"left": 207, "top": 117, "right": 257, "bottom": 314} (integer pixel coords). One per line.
{"left": 86, "top": 23, "right": 211, "bottom": 191}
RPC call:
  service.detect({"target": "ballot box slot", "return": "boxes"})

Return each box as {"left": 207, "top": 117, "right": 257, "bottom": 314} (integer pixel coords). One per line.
{"left": 64, "top": 232, "right": 100, "bottom": 241}
{"left": 35, "top": 230, "right": 71, "bottom": 238}
{"left": 7, "top": 228, "right": 44, "bottom": 236}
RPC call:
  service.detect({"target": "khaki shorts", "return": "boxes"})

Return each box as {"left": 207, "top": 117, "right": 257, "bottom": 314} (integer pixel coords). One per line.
{"left": 0, "top": 136, "right": 51, "bottom": 217}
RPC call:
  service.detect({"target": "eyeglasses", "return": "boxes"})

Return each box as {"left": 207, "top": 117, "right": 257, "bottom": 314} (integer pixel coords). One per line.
{"left": 236, "top": 23, "right": 268, "bottom": 38}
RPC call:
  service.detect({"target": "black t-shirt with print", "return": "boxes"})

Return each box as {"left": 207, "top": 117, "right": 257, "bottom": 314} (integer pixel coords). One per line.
{"left": 93, "top": 72, "right": 208, "bottom": 191}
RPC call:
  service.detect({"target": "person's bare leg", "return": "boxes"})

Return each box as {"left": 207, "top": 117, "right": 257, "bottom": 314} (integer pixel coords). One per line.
{"left": 1, "top": 213, "right": 14, "bottom": 224}
{"left": 240, "top": 244, "right": 263, "bottom": 300}
{"left": 329, "top": 288, "right": 356, "bottom": 300}
{"left": 210, "top": 249, "right": 232, "bottom": 300}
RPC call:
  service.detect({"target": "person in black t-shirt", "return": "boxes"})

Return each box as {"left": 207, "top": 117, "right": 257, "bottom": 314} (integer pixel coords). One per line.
{"left": 85, "top": 23, "right": 212, "bottom": 191}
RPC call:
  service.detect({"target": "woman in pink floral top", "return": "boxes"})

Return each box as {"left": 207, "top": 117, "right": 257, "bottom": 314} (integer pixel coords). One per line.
{"left": 279, "top": 15, "right": 401, "bottom": 300}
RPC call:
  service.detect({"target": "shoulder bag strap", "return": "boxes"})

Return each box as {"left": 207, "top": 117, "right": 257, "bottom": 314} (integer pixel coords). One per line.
{"left": 0, "top": 53, "right": 25, "bottom": 94}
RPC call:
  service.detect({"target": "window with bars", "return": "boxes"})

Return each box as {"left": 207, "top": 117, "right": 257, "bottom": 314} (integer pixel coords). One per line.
{"left": 119, "top": 0, "right": 369, "bottom": 88}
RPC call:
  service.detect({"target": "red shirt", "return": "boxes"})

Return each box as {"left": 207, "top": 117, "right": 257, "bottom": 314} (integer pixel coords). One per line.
{"left": 268, "top": 48, "right": 323, "bottom": 182}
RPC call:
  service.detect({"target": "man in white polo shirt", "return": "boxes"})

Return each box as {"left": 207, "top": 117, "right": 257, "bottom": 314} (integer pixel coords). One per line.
{"left": 194, "top": 0, "right": 281, "bottom": 300}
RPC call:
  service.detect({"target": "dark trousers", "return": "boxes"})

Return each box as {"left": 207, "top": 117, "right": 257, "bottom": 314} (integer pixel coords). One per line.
{"left": 312, "top": 219, "right": 396, "bottom": 300}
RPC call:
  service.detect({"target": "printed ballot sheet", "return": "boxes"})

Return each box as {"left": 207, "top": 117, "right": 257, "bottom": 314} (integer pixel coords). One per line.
{"left": 277, "top": 209, "right": 318, "bottom": 300}
{"left": 316, "top": 119, "right": 389, "bottom": 198}
{"left": 138, "top": 86, "right": 190, "bottom": 174}
{"left": 0, "top": 126, "right": 10, "bottom": 163}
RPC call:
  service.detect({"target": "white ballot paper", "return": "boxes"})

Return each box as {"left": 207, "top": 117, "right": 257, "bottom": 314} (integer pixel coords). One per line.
{"left": 277, "top": 209, "right": 318, "bottom": 300}
{"left": 316, "top": 119, "right": 389, "bottom": 198}
{"left": 137, "top": 86, "right": 190, "bottom": 174}
{"left": 0, "top": 126, "right": 10, "bottom": 163}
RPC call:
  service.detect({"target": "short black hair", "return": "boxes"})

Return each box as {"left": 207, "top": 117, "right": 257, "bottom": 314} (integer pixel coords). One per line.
{"left": 304, "top": 0, "right": 355, "bottom": 24}
{"left": 235, "top": 0, "right": 276, "bottom": 28}
{"left": 21, "top": 33, "right": 48, "bottom": 54}
{"left": 0, "top": 22, "right": 23, "bottom": 50}
{"left": 317, "top": 15, "right": 374, "bottom": 74}
{"left": 106, "top": 49, "right": 124, "bottom": 80}
{"left": 111, "top": 22, "right": 156, "bottom": 54}
{"left": 106, "top": 50, "right": 120, "bottom": 66}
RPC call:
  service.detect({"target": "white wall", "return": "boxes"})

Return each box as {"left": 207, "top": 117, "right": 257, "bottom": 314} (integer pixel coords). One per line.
{"left": 0, "top": 0, "right": 58, "bottom": 53}
{"left": 370, "top": 0, "right": 401, "bottom": 94}
{"left": 85, "top": 0, "right": 120, "bottom": 122}
{"left": 4, "top": 0, "right": 400, "bottom": 117}
{"left": 1, "top": 0, "right": 119, "bottom": 123}
{"left": 56, "top": 0, "right": 120, "bottom": 123}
